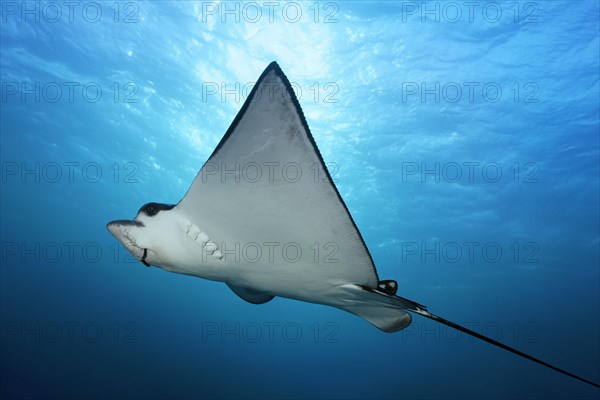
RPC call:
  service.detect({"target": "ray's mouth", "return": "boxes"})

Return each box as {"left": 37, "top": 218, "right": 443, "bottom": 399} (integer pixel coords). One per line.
{"left": 122, "top": 240, "right": 149, "bottom": 267}
{"left": 122, "top": 241, "right": 150, "bottom": 267}
{"left": 141, "top": 248, "right": 150, "bottom": 267}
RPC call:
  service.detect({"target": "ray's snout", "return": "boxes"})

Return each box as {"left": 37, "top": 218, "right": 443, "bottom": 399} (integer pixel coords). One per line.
{"left": 106, "top": 220, "right": 143, "bottom": 238}
{"left": 107, "top": 220, "right": 126, "bottom": 238}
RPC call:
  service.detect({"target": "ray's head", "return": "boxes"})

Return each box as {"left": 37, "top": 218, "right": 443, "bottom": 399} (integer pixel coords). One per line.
{"left": 107, "top": 202, "right": 176, "bottom": 267}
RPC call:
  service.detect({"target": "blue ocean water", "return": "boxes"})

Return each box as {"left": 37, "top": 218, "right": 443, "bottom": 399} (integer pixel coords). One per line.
{"left": 1, "top": 1, "right": 599, "bottom": 398}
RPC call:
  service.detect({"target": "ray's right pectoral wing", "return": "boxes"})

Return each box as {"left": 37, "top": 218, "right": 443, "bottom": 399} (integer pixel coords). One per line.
{"left": 176, "top": 62, "right": 379, "bottom": 288}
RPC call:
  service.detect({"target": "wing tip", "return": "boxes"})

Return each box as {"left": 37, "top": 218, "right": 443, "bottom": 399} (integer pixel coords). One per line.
{"left": 265, "top": 60, "right": 280, "bottom": 71}
{"left": 260, "top": 60, "right": 285, "bottom": 84}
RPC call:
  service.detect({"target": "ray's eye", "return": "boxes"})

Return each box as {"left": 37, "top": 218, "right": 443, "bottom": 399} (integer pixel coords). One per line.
{"left": 138, "top": 202, "right": 175, "bottom": 217}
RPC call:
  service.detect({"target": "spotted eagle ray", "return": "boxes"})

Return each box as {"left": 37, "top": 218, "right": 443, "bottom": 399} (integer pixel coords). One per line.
{"left": 107, "top": 62, "right": 599, "bottom": 389}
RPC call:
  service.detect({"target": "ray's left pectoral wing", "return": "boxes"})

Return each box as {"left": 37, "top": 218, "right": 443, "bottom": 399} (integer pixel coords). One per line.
{"left": 176, "top": 62, "right": 379, "bottom": 289}
{"left": 226, "top": 284, "right": 275, "bottom": 304}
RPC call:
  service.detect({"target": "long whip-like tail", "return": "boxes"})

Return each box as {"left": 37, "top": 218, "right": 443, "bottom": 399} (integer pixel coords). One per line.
{"left": 398, "top": 296, "right": 600, "bottom": 389}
